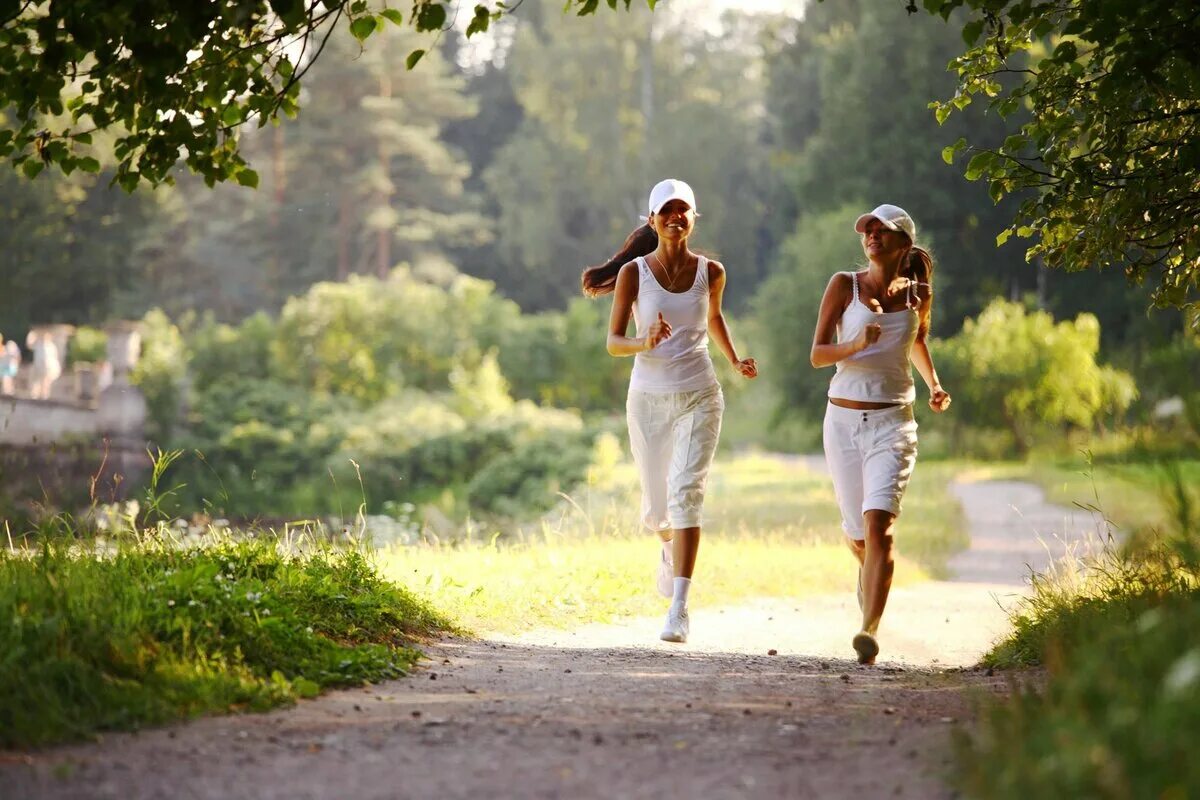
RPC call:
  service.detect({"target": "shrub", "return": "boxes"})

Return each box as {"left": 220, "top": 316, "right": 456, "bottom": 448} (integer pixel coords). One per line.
{"left": 466, "top": 431, "right": 596, "bottom": 517}
{"left": 939, "top": 300, "right": 1137, "bottom": 455}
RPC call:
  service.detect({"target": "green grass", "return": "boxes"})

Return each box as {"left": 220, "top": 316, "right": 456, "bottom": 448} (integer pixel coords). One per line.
{"left": 953, "top": 461, "right": 1200, "bottom": 798}
{"left": 0, "top": 536, "right": 452, "bottom": 748}
{"left": 378, "top": 453, "right": 966, "bottom": 633}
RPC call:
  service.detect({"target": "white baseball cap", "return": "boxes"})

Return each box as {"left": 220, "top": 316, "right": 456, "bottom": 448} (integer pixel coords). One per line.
{"left": 854, "top": 204, "right": 916, "bottom": 241}
{"left": 647, "top": 178, "right": 697, "bottom": 216}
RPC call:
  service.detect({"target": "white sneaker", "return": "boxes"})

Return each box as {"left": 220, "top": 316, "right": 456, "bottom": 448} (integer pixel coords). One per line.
{"left": 656, "top": 544, "right": 674, "bottom": 598}
{"left": 660, "top": 605, "right": 689, "bottom": 643}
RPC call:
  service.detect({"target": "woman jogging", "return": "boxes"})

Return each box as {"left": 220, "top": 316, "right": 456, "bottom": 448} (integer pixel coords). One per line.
{"left": 810, "top": 203, "right": 951, "bottom": 665}
{"left": 582, "top": 178, "right": 757, "bottom": 644}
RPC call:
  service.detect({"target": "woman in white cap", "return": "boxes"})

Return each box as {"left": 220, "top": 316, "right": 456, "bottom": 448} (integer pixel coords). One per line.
{"left": 810, "top": 204, "right": 951, "bottom": 664}
{"left": 582, "top": 178, "right": 758, "bottom": 644}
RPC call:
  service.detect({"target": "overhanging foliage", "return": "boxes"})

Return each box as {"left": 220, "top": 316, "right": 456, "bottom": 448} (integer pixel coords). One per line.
{"left": 0, "top": 0, "right": 640, "bottom": 190}
{"left": 926, "top": 0, "right": 1200, "bottom": 313}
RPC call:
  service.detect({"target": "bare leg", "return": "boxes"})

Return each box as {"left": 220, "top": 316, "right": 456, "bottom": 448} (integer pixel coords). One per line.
{"left": 672, "top": 525, "right": 700, "bottom": 579}
{"left": 845, "top": 536, "right": 865, "bottom": 566}
{"left": 859, "top": 509, "right": 897, "bottom": 662}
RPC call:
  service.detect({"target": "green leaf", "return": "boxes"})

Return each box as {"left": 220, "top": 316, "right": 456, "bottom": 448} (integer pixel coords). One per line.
{"left": 961, "top": 19, "right": 984, "bottom": 46}
{"left": 996, "top": 229, "right": 1012, "bottom": 247}
{"left": 466, "top": 5, "right": 491, "bottom": 37}
{"left": 235, "top": 168, "right": 260, "bottom": 188}
{"left": 22, "top": 159, "right": 44, "bottom": 179}
{"left": 934, "top": 103, "right": 952, "bottom": 125}
{"left": 380, "top": 8, "right": 403, "bottom": 25}
{"left": 996, "top": 96, "right": 1020, "bottom": 119}
{"left": 964, "top": 151, "right": 995, "bottom": 181}
{"left": 269, "top": 0, "right": 307, "bottom": 28}
{"left": 1053, "top": 40, "right": 1078, "bottom": 64}
{"left": 77, "top": 156, "right": 101, "bottom": 173}
{"left": 350, "top": 15, "right": 377, "bottom": 41}
{"left": 222, "top": 105, "right": 243, "bottom": 127}
{"left": 416, "top": 3, "right": 446, "bottom": 30}
{"left": 406, "top": 49, "right": 426, "bottom": 70}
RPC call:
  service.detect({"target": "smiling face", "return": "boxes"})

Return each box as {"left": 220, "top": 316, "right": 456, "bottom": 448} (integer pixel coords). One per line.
{"left": 861, "top": 218, "right": 910, "bottom": 263}
{"left": 650, "top": 198, "right": 695, "bottom": 242}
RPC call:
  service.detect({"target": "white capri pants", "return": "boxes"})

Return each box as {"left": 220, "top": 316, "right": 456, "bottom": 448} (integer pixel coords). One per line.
{"left": 626, "top": 384, "right": 724, "bottom": 531}
{"left": 823, "top": 402, "right": 918, "bottom": 540}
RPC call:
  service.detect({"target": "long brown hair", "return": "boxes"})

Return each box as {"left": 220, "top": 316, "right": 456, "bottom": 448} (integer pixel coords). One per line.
{"left": 581, "top": 223, "right": 659, "bottom": 297}
{"left": 904, "top": 245, "right": 935, "bottom": 337}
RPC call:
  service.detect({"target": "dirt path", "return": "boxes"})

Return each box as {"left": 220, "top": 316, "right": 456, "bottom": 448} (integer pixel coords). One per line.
{"left": 3, "top": 471, "right": 1093, "bottom": 800}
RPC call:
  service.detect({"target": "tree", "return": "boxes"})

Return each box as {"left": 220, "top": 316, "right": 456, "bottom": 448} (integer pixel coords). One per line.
{"left": 928, "top": 0, "right": 1200, "bottom": 314}
{"left": 761, "top": 1, "right": 1026, "bottom": 331}
{"left": 752, "top": 204, "right": 866, "bottom": 420}
{"left": 482, "top": 4, "right": 774, "bottom": 310}
{"left": 0, "top": 0, "right": 646, "bottom": 190}
{"left": 938, "top": 299, "right": 1137, "bottom": 454}
{"left": 0, "top": 162, "right": 158, "bottom": 338}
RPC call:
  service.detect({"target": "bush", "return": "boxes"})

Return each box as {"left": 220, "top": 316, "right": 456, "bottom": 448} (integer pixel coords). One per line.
{"left": 466, "top": 431, "right": 596, "bottom": 517}
{"left": 131, "top": 309, "right": 188, "bottom": 442}
{"left": 939, "top": 299, "right": 1137, "bottom": 455}
{"left": 170, "top": 377, "right": 352, "bottom": 515}
{"left": 67, "top": 325, "right": 107, "bottom": 365}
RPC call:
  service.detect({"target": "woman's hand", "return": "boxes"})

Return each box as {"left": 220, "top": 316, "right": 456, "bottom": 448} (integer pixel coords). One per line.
{"left": 856, "top": 322, "right": 881, "bottom": 352}
{"left": 734, "top": 357, "right": 758, "bottom": 379}
{"left": 929, "top": 385, "right": 952, "bottom": 413}
{"left": 646, "top": 312, "right": 672, "bottom": 350}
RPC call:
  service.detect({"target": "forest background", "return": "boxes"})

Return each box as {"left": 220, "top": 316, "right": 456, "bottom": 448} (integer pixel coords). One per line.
{"left": 3, "top": 0, "right": 1195, "bottom": 526}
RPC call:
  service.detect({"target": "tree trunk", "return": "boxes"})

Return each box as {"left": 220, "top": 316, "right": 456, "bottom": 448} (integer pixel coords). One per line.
{"left": 376, "top": 69, "right": 392, "bottom": 280}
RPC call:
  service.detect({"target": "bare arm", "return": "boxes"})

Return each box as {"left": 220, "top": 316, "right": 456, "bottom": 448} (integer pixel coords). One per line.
{"left": 607, "top": 262, "right": 672, "bottom": 356}
{"left": 810, "top": 272, "right": 876, "bottom": 368}
{"left": 909, "top": 291, "right": 951, "bottom": 412}
{"left": 707, "top": 261, "right": 757, "bottom": 378}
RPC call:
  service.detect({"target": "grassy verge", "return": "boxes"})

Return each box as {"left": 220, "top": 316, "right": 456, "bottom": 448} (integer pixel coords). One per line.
{"left": 957, "top": 456, "right": 1200, "bottom": 539}
{"left": 0, "top": 537, "right": 451, "bottom": 748}
{"left": 378, "top": 453, "right": 965, "bottom": 634}
{"left": 953, "top": 465, "right": 1200, "bottom": 798}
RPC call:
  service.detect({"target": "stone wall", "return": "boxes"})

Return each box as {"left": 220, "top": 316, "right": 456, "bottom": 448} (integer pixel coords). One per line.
{"left": 0, "top": 322, "right": 149, "bottom": 517}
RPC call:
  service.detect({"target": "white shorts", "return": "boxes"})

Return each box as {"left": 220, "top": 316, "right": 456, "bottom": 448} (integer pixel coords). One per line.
{"left": 626, "top": 384, "right": 724, "bottom": 531}
{"left": 822, "top": 402, "right": 918, "bottom": 540}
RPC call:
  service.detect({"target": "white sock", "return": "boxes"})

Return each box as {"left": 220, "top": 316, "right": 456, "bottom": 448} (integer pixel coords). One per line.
{"left": 671, "top": 577, "right": 691, "bottom": 609}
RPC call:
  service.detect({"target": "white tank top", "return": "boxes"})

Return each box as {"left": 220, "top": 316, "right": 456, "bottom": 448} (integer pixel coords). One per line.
{"left": 828, "top": 271, "right": 919, "bottom": 404}
{"left": 629, "top": 255, "right": 719, "bottom": 393}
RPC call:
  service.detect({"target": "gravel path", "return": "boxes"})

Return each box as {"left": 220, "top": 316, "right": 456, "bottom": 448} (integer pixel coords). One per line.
{"left": 2, "top": 469, "right": 1094, "bottom": 800}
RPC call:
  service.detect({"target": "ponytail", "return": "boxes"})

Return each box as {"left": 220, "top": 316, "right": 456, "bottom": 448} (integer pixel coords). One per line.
{"left": 905, "top": 246, "right": 935, "bottom": 337}
{"left": 581, "top": 224, "right": 658, "bottom": 297}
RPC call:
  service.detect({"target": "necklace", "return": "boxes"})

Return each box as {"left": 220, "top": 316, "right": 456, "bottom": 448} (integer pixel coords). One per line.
{"left": 650, "top": 253, "right": 686, "bottom": 290}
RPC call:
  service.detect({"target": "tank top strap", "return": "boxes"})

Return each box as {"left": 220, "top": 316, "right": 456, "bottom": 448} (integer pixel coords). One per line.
{"left": 695, "top": 256, "right": 709, "bottom": 291}
{"left": 850, "top": 271, "right": 860, "bottom": 304}
{"left": 634, "top": 256, "right": 650, "bottom": 283}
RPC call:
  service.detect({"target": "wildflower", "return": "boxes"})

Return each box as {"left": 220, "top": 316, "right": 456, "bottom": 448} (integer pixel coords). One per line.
{"left": 167, "top": 600, "right": 175, "bottom": 607}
